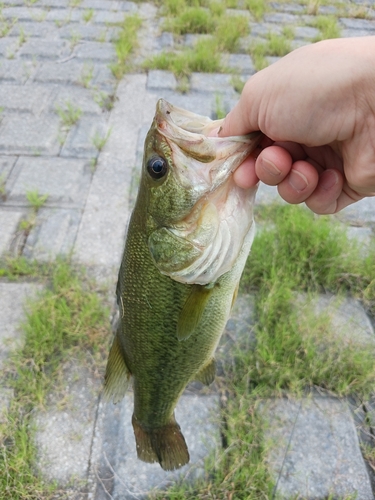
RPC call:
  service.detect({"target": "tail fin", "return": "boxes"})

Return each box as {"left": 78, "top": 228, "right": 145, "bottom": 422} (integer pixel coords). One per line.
{"left": 132, "top": 414, "right": 190, "bottom": 471}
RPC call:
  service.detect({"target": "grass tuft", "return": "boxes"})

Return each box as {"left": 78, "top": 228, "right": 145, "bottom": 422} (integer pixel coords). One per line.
{"left": 0, "top": 259, "right": 111, "bottom": 498}
{"left": 312, "top": 15, "right": 341, "bottom": 40}
{"left": 110, "top": 14, "right": 142, "bottom": 79}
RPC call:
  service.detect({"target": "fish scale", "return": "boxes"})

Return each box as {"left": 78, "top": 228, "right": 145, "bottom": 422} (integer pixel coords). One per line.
{"left": 103, "top": 99, "right": 262, "bottom": 470}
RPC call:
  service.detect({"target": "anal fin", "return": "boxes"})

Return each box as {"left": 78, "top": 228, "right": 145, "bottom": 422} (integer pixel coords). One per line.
{"left": 132, "top": 414, "right": 190, "bottom": 471}
{"left": 103, "top": 327, "right": 131, "bottom": 404}
{"left": 177, "top": 284, "right": 213, "bottom": 341}
{"left": 195, "top": 358, "right": 216, "bottom": 386}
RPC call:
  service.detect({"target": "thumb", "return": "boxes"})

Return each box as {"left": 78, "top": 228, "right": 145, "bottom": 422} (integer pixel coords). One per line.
{"left": 219, "top": 79, "right": 261, "bottom": 138}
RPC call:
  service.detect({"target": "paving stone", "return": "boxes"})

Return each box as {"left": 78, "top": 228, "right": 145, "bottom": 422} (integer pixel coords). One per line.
{"left": 147, "top": 69, "right": 177, "bottom": 91}
{"left": 52, "top": 85, "right": 103, "bottom": 114}
{"left": 94, "top": 10, "right": 123, "bottom": 24}
{"left": 319, "top": 5, "right": 338, "bottom": 14}
{"left": 19, "top": 39, "right": 70, "bottom": 60}
{"left": 73, "top": 75, "right": 157, "bottom": 277}
{"left": 0, "top": 282, "right": 43, "bottom": 370}
{"left": 90, "top": 393, "right": 220, "bottom": 500}
{"left": 0, "top": 60, "right": 33, "bottom": 83}
{"left": 0, "top": 114, "right": 61, "bottom": 155}
{"left": 73, "top": 41, "right": 116, "bottom": 61}
{"left": 8, "top": 157, "right": 91, "bottom": 206}
{"left": 0, "top": 38, "right": 20, "bottom": 57}
{"left": 342, "top": 27, "right": 375, "bottom": 37}
{"left": 339, "top": 196, "right": 375, "bottom": 224}
{"left": 261, "top": 397, "right": 374, "bottom": 499}
{"left": 34, "top": 362, "right": 101, "bottom": 486}
{"left": 157, "top": 31, "right": 174, "bottom": 49}
{"left": 226, "top": 53, "right": 255, "bottom": 74}
{"left": 24, "top": 208, "right": 82, "bottom": 261}
{"left": 184, "top": 33, "right": 213, "bottom": 47}
{"left": 0, "top": 83, "right": 54, "bottom": 115}
{"left": 0, "top": 156, "right": 17, "bottom": 182}
{"left": 249, "top": 22, "right": 283, "bottom": 36}
{"left": 61, "top": 116, "right": 109, "bottom": 158}
{"left": 45, "top": 9, "right": 74, "bottom": 22}
{"left": 263, "top": 12, "right": 300, "bottom": 23}
{"left": 297, "top": 293, "right": 375, "bottom": 347}
{"left": 0, "top": 209, "right": 23, "bottom": 256}
{"left": 339, "top": 17, "right": 375, "bottom": 30}
{"left": 58, "top": 23, "right": 105, "bottom": 41}
{"left": 255, "top": 183, "right": 283, "bottom": 206}
{"left": 294, "top": 25, "right": 320, "bottom": 39}
{"left": 38, "top": 0, "right": 70, "bottom": 7}
{"left": 269, "top": 2, "right": 305, "bottom": 13}
{"left": 190, "top": 73, "right": 235, "bottom": 95}
{"left": 9, "top": 20, "right": 56, "bottom": 38}
{"left": 2, "top": 6, "right": 47, "bottom": 21}
{"left": 34, "top": 59, "right": 91, "bottom": 85}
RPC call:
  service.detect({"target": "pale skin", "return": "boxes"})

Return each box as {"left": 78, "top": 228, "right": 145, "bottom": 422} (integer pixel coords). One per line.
{"left": 217, "top": 37, "right": 375, "bottom": 214}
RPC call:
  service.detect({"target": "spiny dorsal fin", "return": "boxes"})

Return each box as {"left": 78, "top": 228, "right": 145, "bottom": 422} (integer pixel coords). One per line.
{"left": 195, "top": 358, "right": 216, "bottom": 386}
{"left": 177, "top": 284, "right": 213, "bottom": 341}
{"left": 132, "top": 414, "right": 189, "bottom": 471}
{"left": 103, "top": 328, "right": 131, "bottom": 404}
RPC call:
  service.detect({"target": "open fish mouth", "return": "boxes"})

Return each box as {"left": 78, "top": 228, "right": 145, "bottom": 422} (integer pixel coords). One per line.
{"left": 149, "top": 99, "right": 263, "bottom": 286}
{"left": 155, "top": 99, "right": 263, "bottom": 193}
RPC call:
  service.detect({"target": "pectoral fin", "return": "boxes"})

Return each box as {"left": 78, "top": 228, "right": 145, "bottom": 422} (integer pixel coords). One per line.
{"left": 177, "top": 284, "right": 213, "bottom": 341}
{"left": 195, "top": 358, "right": 216, "bottom": 386}
{"left": 103, "top": 328, "right": 131, "bottom": 404}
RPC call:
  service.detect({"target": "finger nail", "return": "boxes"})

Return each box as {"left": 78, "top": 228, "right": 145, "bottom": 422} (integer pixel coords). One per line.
{"left": 321, "top": 170, "right": 338, "bottom": 190}
{"left": 260, "top": 157, "right": 281, "bottom": 176}
{"left": 289, "top": 170, "right": 308, "bottom": 191}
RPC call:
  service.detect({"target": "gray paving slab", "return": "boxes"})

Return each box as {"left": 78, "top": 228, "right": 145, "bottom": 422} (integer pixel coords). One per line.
{"left": 34, "top": 362, "right": 101, "bottom": 486}
{"left": 339, "top": 17, "right": 375, "bottom": 30}
{"left": 61, "top": 116, "right": 109, "bottom": 158}
{"left": 0, "top": 209, "right": 23, "bottom": 256}
{"left": 261, "top": 397, "right": 374, "bottom": 499}
{"left": 297, "top": 293, "right": 375, "bottom": 347}
{"left": 190, "top": 73, "right": 235, "bottom": 95}
{"left": 0, "top": 114, "right": 61, "bottom": 155}
{"left": 0, "top": 156, "right": 17, "bottom": 181}
{"left": 0, "top": 60, "right": 33, "bottom": 84}
{"left": 52, "top": 85, "right": 104, "bottom": 115}
{"left": 147, "top": 69, "right": 177, "bottom": 91}
{"left": 339, "top": 196, "right": 375, "bottom": 224}
{"left": 7, "top": 156, "right": 91, "bottom": 207}
{"left": 0, "top": 83, "right": 54, "bottom": 115}
{"left": 73, "top": 41, "right": 116, "bottom": 61}
{"left": 73, "top": 75, "right": 157, "bottom": 277}
{"left": 90, "top": 393, "right": 220, "bottom": 500}
{"left": 19, "top": 39, "right": 70, "bottom": 60}
{"left": 24, "top": 208, "right": 82, "bottom": 261}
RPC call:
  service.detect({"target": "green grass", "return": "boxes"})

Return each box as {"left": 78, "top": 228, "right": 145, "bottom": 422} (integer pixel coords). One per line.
{"left": 144, "top": 38, "right": 221, "bottom": 78}
{"left": 110, "top": 14, "right": 142, "bottom": 79}
{"left": 0, "top": 259, "right": 111, "bottom": 499}
{"left": 250, "top": 32, "right": 293, "bottom": 70}
{"left": 216, "top": 15, "right": 249, "bottom": 52}
{"left": 245, "top": 0, "right": 268, "bottom": 21}
{"left": 312, "top": 15, "right": 341, "bottom": 40}
{"left": 164, "top": 6, "right": 215, "bottom": 34}
{"left": 55, "top": 100, "right": 82, "bottom": 128}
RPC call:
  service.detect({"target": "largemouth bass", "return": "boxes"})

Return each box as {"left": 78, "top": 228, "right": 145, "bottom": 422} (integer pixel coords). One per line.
{"left": 104, "top": 99, "right": 262, "bottom": 471}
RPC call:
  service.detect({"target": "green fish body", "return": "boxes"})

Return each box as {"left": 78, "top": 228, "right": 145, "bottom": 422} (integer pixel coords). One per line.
{"left": 104, "top": 99, "right": 262, "bottom": 471}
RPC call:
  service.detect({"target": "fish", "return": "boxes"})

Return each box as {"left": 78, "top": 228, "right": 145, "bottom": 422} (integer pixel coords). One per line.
{"left": 104, "top": 98, "right": 262, "bottom": 471}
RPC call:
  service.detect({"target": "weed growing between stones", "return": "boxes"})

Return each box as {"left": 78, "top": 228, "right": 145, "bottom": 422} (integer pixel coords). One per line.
{"left": 245, "top": 0, "right": 268, "bottom": 21}
{"left": 55, "top": 100, "right": 82, "bottom": 129}
{"left": 110, "top": 14, "right": 142, "bottom": 79}
{"left": 249, "top": 31, "right": 293, "bottom": 70}
{"left": 311, "top": 15, "right": 341, "bottom": 41}
{"left": 0, "top": 259, "right": 111, "bottom": 499}
{"left": 144, "top": 38, "right": 222, "bottom": 79}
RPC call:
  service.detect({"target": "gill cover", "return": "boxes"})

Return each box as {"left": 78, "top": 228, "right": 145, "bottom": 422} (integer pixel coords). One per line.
{"left": 148, "top": 99, "right": 262, "bottom": 286}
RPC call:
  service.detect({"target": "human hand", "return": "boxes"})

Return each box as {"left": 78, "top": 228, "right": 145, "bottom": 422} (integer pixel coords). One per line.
{"left": 219, "top": 37, "right": 375, "bottom": 214}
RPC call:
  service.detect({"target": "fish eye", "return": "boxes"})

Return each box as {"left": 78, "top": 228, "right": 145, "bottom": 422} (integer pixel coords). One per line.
{"left": 147, "top": 156, "right": 168, "bottom": 180}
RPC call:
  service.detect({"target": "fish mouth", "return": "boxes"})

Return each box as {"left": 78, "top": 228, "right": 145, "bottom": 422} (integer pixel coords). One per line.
{"left": 148, "top": 99, "right": 262, "bottom": 285}
{"left": 154, "top": 99, "right": 263, "bottom": 193}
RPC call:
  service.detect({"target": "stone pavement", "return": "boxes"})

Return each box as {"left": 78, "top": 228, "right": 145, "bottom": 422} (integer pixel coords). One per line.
{"left": 0, "top": 0, "right": 375, "bottom": 498}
